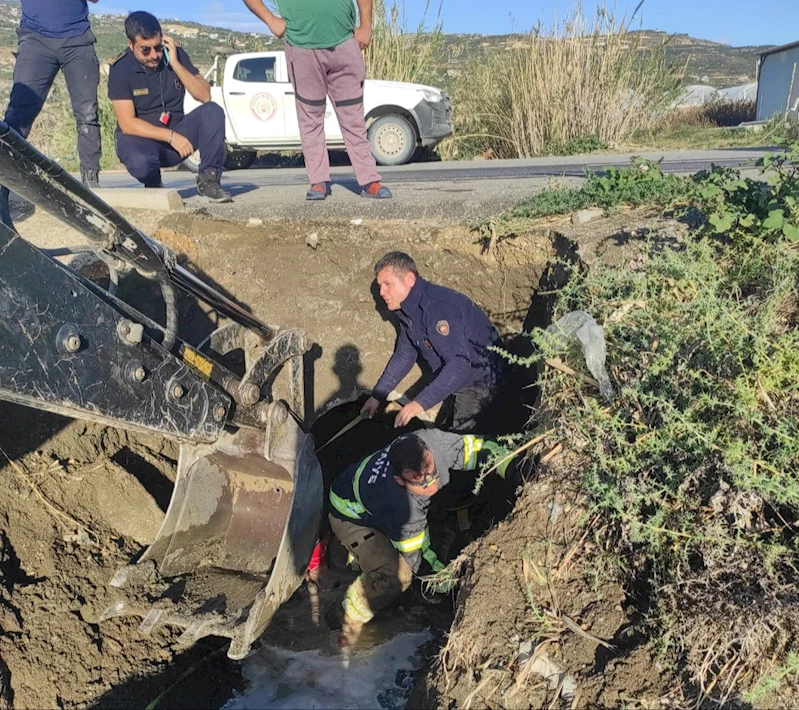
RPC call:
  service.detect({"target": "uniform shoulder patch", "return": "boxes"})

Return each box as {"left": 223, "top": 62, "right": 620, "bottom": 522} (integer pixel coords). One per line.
{"left": 108, "top": 51, "right": 126, "bottom": 66}
{"left": 436, "top": 320, "right": 450, "bottom": 336}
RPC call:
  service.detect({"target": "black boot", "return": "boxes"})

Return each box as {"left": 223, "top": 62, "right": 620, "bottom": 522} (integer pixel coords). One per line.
{"left": 81, "top": 166, "right": 100, "bottom": 189}
{"left": 0, "top": 186, "right": 14, "bottom": 231}
{"left": 196, "top": 168, "right": 232, "bottom": 203}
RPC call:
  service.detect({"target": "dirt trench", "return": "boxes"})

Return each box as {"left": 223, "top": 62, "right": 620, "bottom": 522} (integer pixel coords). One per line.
{"left": 0, "top": 207, "right": 681, "bottom": 708}
{"left": 0, "top": 213, "right": 560, "bottom": 708}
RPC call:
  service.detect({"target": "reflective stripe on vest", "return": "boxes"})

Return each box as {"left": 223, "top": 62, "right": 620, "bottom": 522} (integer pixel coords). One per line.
{"left": 392, "top": 527, "right": 429, "bottom": 553}
{"left": 329, "top": 490, "right": 366, "bottom": 519}
{"left": 463, "top": 435, "right": 484, "bottom": 470}
{"left": 329, "top": 456, "right": 372, "bottom": 520}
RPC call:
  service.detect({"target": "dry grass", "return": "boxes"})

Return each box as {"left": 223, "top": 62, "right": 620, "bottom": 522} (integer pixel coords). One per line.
{"left": 440, "top": 1, "right": 682, "bottom": 159}
{"left": 364, "top": 0, "right": 444, "bottom": 85}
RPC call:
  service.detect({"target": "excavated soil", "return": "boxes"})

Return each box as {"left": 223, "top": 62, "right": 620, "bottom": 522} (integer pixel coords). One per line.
{"left": 0, "top": 207, "right": 685, "bottom": 708}
{"left": 408, "top": 472, "right": 674, "bottom": 709}
{"left": 0, "top": 406, "right": 242, "bottom": 709}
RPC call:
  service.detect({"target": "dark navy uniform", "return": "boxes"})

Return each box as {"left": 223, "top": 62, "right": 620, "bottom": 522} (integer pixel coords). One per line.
{"left": 329, "top": 430, "right": 513, "bottom": 623}
{"left": 373, "top": 277, "right": 506, "bottom": 432}
{"left": 108, "top": 47, "right": 225, "bottom": 186}
{"left": 5, "top": 0, "right": 100, "bottom": 172}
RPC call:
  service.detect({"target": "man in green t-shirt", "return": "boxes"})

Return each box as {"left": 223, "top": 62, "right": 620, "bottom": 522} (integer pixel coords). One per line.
{"left": 243, "top": 0, "right": 392, "bottom": 201}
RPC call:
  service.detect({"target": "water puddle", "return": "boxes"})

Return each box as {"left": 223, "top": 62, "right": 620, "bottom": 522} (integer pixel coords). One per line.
{"left": 224, "top": 631, "right": 431, "bottom": 710}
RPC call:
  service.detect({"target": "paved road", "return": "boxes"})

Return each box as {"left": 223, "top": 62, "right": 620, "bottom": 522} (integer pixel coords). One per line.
{"left": 99, "top": 148, "right": 776, "bottom": 221}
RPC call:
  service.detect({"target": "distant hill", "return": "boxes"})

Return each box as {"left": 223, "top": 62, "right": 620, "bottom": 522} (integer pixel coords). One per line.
{"left": 0, "top": 0, "right": 774, "bottom": 91}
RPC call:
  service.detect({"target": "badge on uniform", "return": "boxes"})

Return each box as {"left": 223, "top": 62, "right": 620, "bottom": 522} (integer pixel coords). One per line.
{"left": 175, "top": 79, "right": 183, "bottom": 91}
{"left": 159, "top": 111, "right": 171, "bottom": 126}
{"left": 436, "top": 320, "right": 450, "bottom": 336}
{"left": 423, "top": 336, "right": 433, "bottom": 349}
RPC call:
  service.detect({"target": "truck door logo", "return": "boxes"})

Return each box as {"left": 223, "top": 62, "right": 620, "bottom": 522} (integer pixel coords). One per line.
{"left": 250, "top": 93, "right": 278, "bottom": 122}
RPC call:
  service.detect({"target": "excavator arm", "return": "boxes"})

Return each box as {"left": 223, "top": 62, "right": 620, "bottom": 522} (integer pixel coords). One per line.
{"left": 0, "top": 121, "right": 323, "bottom": 660}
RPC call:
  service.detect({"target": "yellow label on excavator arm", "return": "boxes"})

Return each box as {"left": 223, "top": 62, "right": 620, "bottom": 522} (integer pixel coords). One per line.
{"left": 182, "top": 348, "right": 214, "bottom": 378}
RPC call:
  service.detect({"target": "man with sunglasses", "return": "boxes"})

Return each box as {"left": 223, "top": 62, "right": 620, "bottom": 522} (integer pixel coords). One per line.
{"left": 327, "top": 428, "right": 521, "bottom": 646}
{"left": 108, "top": 11, "right": 231, "bottom": 202}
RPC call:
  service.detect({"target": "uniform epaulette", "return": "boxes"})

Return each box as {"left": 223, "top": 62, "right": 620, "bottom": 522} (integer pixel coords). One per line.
{"left": 108, "top": 51, "right": 126, "bottom": 66}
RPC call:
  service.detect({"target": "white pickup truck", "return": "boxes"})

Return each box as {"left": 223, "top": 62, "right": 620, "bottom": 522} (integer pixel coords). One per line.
{"left": 183, "top": 50, "right": 453, "bottom": 170}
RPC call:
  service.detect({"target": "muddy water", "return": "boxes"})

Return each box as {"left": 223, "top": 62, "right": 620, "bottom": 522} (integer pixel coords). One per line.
{"left": 227, "top": 632, "right": 431, "bottom": 710}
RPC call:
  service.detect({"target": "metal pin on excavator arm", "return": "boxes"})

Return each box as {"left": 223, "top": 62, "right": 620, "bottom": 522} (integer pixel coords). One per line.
{"left": 0, "top": 122, "right": 322, "bottom": 659}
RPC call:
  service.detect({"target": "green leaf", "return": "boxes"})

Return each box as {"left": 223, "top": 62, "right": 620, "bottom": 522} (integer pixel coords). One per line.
{"left": 782, "top": 222, "right": 799, "bottom": 241}
{"left": 708, "top": 211, "right": 735, "bottom": 232}
{"left": 699, "top": 185, "right": 722, "bottom": 199}
{"left": 763, "top": 209, "right": 785, "bottom": 230}
{"left": 739, "top": 214, "right": 756, "bottom": 227}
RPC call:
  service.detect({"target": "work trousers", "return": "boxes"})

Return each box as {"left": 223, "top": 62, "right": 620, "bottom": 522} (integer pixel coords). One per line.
{"left": 435, "top": 381, "right": 505, "bottom": 434}
{"left": 285, "top": 37, "right": 381, "bottom": 187}
{"left": 329, "top": 514, "right": 413, "bottom": 624}
{"left": 5, "top": 28, "right": 101, "bottom": 170}
{"left": 115, "top": 102, "right": 225, "bottom": 186}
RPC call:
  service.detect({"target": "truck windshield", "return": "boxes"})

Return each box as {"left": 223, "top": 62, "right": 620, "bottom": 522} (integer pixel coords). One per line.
{"left": 233, "top": 57, "right": 277, "bottom": 83}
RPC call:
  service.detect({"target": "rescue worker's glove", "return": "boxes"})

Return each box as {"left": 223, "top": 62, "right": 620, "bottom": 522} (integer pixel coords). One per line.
{"left": 421, "top": 575, "right": 457, "bottom": 597}
{"left": 430, "top": 578, "right": 457, "bottom": 595}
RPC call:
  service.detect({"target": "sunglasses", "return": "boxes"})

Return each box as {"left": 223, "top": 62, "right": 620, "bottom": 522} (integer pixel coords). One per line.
{"left": 137, "top": 44, "right": 164, "bottom": 56}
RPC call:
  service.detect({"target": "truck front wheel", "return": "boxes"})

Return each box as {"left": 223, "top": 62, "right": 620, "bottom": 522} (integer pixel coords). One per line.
{"left": 368, "top": 114, "right": 417, "bottom": 166}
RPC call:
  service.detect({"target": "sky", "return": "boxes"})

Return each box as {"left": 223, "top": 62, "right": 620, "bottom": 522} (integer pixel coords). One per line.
{"left": 90, "top": 0, "right": 799, "bottom": 48}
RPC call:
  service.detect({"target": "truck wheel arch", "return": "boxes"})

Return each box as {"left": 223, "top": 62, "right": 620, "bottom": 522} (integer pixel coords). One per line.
{"left": 365, "top": 105, "right": 421, "bottom": 137}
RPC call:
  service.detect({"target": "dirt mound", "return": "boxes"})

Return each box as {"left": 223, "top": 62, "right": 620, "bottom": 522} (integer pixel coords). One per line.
{"left": 0, "top": 403, "right": 241, "bottom": 709}
{"left": 411, "top": 473, "right": 674, "bottom": 708}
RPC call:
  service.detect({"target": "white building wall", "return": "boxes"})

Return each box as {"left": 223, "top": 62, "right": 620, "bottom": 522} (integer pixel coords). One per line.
{"left": 757, "top": 45, "right": 799, "bottom": 120}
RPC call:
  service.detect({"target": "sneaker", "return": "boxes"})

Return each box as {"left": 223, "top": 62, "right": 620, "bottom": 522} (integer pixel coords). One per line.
{"left": 81, "top": 167, "right": 100, "bottom": 189}
{"left": 306, "top": 182, "right": 332, "bottom": 201}
{"left": 360, "top": 182, "right": 392, "bottom": 199}
{"left": 197, "top": 168, "right": 232, "bottom": 203}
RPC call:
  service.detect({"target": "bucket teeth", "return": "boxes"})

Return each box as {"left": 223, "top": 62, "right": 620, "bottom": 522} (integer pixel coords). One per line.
{"left": 178, "top": 618, "right": 210, "bottom": 645}
{"left": 138, "top": 608, "right": 165, "bottom": 635}
{"left": 99, "top": 600, "right": 128, "bottom": 622}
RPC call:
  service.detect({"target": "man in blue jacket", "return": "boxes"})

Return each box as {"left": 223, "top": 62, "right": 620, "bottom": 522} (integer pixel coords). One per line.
{"left": 361, "top": 251, "right": 506, "bottom": 432}
{"left": 0, "top": 0, "right": 102, "bottom": 228}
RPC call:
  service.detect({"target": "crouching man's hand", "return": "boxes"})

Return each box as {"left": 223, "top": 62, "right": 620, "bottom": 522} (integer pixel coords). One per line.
{"left": 361, "top": 396, "right": 380, "bottom": 419}
{"left": 394, "top": 400, "right": 423, "bottom": 428}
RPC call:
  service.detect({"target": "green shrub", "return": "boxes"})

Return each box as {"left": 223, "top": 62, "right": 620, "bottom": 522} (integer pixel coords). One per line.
{"left": 494, "top": 157, "right": 693, "bottom": 225}
{"left": 514, "top": 145, "right": 799, "bottom": 702}
{"left": 691, "top": 146, "right": 799, "bottom": 244}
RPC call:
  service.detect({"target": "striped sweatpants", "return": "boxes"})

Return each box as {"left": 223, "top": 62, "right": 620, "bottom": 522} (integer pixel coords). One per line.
{"left": 285, "top": 37, "right": 381, "bottom": 187}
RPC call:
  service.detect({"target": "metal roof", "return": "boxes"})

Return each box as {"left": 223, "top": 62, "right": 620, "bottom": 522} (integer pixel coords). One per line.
{"left": 760, "top": 40, "right": 799, "bottom": 60}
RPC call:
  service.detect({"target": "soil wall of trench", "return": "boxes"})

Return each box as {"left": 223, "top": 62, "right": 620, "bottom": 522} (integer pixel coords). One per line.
{"left": 0, "top": 215, "right": 564, "bottom": 708}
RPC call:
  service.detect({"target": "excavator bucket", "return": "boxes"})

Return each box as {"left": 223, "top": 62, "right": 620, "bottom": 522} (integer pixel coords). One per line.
{"left": 0, "top": 121, "right": 323, "bottom": 659}
{"left": 103, "top": 402, "right": 322, "bottom": 659}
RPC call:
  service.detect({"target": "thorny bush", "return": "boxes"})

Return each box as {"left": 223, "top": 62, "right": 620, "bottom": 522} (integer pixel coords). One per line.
{"left": 511, "top": 147, "right": 799, "bottom": 703}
